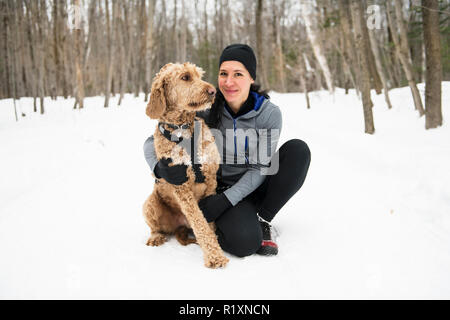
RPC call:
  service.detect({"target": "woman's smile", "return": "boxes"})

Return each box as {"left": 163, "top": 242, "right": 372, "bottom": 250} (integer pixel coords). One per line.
{"left": 223, "top": 88, "right": 239, "bottom": 95}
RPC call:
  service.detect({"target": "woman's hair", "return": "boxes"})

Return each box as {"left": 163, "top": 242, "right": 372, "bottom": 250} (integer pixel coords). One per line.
{"left": 206, "top": 84, "right": 270, "bottom": 128}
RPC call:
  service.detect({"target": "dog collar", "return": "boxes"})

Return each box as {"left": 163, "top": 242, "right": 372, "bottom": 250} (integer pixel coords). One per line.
{"left": 158, "top": 122, "right": 191, "bottom": 143}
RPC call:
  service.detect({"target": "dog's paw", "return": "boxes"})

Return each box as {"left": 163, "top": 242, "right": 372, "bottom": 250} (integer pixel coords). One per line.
{"left": 204, "top": 254, "right": 229, "bottom": 269}
{"left": 146, "top": 234, "right": 167, "bottom": 246}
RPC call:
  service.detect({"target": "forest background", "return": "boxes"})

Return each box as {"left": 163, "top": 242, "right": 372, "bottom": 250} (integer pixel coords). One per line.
{"left": 0, "top": 0, "right": 448, "bottom": 132}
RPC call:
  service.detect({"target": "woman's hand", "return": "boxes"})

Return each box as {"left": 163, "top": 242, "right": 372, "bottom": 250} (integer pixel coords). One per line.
{"left": 154, "top": 158, "right": 188, "bottom": 185}
{"left": 199, "top": 193, "right": 232, "bottom": 222}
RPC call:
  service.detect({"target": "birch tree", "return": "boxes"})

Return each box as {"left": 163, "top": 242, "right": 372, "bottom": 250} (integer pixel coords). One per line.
{"left": 301, "top": 1, "right": 335, "bottom": 93}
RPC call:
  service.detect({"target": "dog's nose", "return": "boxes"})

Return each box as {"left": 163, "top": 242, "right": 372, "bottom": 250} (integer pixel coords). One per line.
{"left": 207, "top": 87, "right": 216, "bottom": 97}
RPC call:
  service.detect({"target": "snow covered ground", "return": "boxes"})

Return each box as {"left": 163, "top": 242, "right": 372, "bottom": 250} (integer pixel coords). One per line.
{"left": 1, "top": 83, "right": 449, "bottom": 299}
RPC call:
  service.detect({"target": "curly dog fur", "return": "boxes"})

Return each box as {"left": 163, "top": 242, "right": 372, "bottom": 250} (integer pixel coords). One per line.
{"left": 143, "top": 62, "right": 228, "bottom": 268}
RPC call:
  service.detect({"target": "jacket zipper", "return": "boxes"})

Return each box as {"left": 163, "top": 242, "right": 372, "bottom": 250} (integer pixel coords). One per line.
{"left": 226, "top": 108, "right": 249, "bottom": 165}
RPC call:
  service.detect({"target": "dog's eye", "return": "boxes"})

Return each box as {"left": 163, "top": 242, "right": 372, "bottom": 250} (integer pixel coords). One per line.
{"left": 181, "top": 74, "right": 190, "bottom": 81}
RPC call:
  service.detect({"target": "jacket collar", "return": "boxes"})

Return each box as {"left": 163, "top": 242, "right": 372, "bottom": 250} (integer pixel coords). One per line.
{"left": 222, "top": 91, "right": 267, "bottom": 120}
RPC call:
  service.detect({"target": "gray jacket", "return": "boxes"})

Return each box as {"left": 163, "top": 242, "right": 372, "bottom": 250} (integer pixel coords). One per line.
{"left": 143, "top": 92, "right": 282, "bottom": 206}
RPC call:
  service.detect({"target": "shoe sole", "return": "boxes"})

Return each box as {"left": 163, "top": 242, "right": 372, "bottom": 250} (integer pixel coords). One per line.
{"left": 256, "top": 244, "right": 278, "bottom": 256}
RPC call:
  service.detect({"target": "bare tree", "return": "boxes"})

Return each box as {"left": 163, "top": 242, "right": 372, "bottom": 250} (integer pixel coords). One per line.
{"left": 118, "top": 1, "right": 132, "bottom": 106}
{"left": 298, "top": 52, "right": 311, "bottom": 109}
{"left": 351, "top": 0, "right": 375, "bottom": 134}
{"left": 272, "top": 0, "right": 286, "bottom": 92}
{"left": 256, "top": 0, "right": 269, "bottom": 89}
{"left": 422, "top": 0, "right": 443, "bottom": 129}
{"left": 4, "top": 0, "right": 18, "bottom": 120}
{"left": 74, "top": 0, "right": 84, "bottom": 109}
{"left": 301, "top": 1, "right": 335, "bottom": 93}
{"left": 179, "top": 0, "right": 187, "bottom": 62}
{"left": 104, "top": 0, "right": 114, "bottom": 108}
{"left": 368, "top": 28, "right": 393, "bottom": 109}
{"left": 386, "top": 0, "right": 424, "bottom": 116}
{"left": 145, "top": 0, "right": 156, "bottom": 102}
{"left": 172, "top": 0, "right": 179, "bottom": 62}
{"left": 338, "top": 0, "right": 360, "bottom": 95}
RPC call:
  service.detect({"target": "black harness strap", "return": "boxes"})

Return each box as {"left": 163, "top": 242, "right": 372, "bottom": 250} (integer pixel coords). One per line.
{"left": 191, "top": 120, "right": 205, "bottom": 183}
{"left": 158, "top": 120, "right": 205, "bottom": 183}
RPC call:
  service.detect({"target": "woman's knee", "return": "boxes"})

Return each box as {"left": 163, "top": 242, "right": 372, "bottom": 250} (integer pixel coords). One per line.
{"left": 283, "top": 139, "right": 311, "bottom": 161}
{"left": 279, "top": 139, "right": 311, "bottom": 172}
{"left": 216, "top": 225, "right": 262, "bottom": 258}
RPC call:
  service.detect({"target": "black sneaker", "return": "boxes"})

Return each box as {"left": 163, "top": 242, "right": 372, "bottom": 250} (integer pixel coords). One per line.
{"left": 256, "top": 216, "right": 278, "bottom": 256}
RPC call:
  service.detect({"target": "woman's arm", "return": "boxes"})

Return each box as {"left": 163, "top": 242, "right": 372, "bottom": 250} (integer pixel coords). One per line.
{"left": 143, "top": 135, "right": 189, "bottom": 185}
{"left": 143, "top": 136, "right": 158, "bottom": 172}
{"left": 223, "top": 168, "right": 266, "bottom": 205}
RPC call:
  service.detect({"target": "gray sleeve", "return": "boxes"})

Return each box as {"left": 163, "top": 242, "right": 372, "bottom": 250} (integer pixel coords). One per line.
{"left": 143, "top": 136, "right": 158, "bottom": 172}
{"left": 223, "top": 104, "right": 283, "bottom": 206}
{"left": 223, "top": 168, "right": 266, "bottom": 206}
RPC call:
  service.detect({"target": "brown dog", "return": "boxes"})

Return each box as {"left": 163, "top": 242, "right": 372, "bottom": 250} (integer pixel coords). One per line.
{"left": 143, "top": 62, "right": 229, "bottom": 268}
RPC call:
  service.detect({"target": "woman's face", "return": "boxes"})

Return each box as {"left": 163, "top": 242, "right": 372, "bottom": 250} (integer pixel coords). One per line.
{"left": 218, "top": 60, "right": 255, "bottom": 110}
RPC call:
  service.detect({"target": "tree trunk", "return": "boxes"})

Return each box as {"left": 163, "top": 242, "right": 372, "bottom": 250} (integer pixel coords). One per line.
{"left": 387, "top": 0, "right": 425, "bottom": 116}
{"left": 368, "top": 28, "right": 393, "bottom": 109}
{"left": 59, "top": 0, "right": 69, "bottom": 98}
{"left": 386, "top": 16, "right": 402, "bottom": 88}
{"left": 119, "top": 1, "right": 132, "bottom": 106}
{"left": 35, "top": 0, "right": 45, "bottom": 113}
{"left": 104, "top": 0, "right": 114, "bottom": 107}
{"left": 172, "top": 0, "right": 179, "bottom": 62}
{"left": 256, "top": 0, "right": 269, "bottom": 89}
{"left": 5, "top": 0, "right": 18, "bottom": 120}
{"left": 298, "top": 52, "right": 311, "bottom": 109}
{"left": 350, "top": 0, "right": 375, "bottom": 134}
{"left": 301, "top": 1, "right": 334, "bottom": 93}
{"left": 145, "top": 0, "right": 155, "bottom": 102}
{"left": 53, "top": 0, "right": 60, "bottom": 97}
{"left": 203, "top": 0, "right": 211, "bottom": 81}
{"left": 271, "top": 0, "right": 286, "bottom": 92}
{"left": 74, "top": 0, "right": 84, "bottom": 109}
{"left": 360, "top": 1, "right": 383, "bottom": 95}
{"left": 179, "top": 0, "right": 187, "bottom": 62}
{"left": 422, "top": 0, "right": 442, "bottom": 129}
{"left": 137, "top": 0, "right": 148, "bottom": 98}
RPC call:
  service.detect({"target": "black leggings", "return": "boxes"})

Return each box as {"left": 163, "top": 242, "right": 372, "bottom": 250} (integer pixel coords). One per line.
{"left": 215, "top": 139, "right": 311, "bottom": 257}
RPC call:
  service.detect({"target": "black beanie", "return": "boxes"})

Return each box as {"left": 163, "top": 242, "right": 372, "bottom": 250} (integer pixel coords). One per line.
{"left": 219, "top": 44, "right": 257, "bottom": 80}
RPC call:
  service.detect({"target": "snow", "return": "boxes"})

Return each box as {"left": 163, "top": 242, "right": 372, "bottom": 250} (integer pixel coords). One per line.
{"left": 1, "top": 83, "right": 449, "bottom": 299}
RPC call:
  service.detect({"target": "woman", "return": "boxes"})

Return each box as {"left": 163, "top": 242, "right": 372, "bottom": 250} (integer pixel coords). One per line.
{"left": 144, "top": 44, "right": 311, "bottom": 257}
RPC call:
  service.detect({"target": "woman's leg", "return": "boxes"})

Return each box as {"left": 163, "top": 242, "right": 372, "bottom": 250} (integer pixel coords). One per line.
{"left": 214, "top": 199, "right": 262, "bottom": 257}
{"left": 255, "top": 139, "right": 311, "bottom": 222}
{"left": 214, "top": 139, "right": 310, "bottom": 257}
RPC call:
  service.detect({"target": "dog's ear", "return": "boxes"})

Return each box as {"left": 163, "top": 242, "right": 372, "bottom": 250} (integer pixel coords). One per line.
{"left": 146, "top": 67, "right": 169, "bottom": 119}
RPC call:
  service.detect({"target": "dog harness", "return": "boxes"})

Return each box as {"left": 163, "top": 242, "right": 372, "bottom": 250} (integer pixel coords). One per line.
{"left": 157, "top": 120, "right": 206, "bottom": 183}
